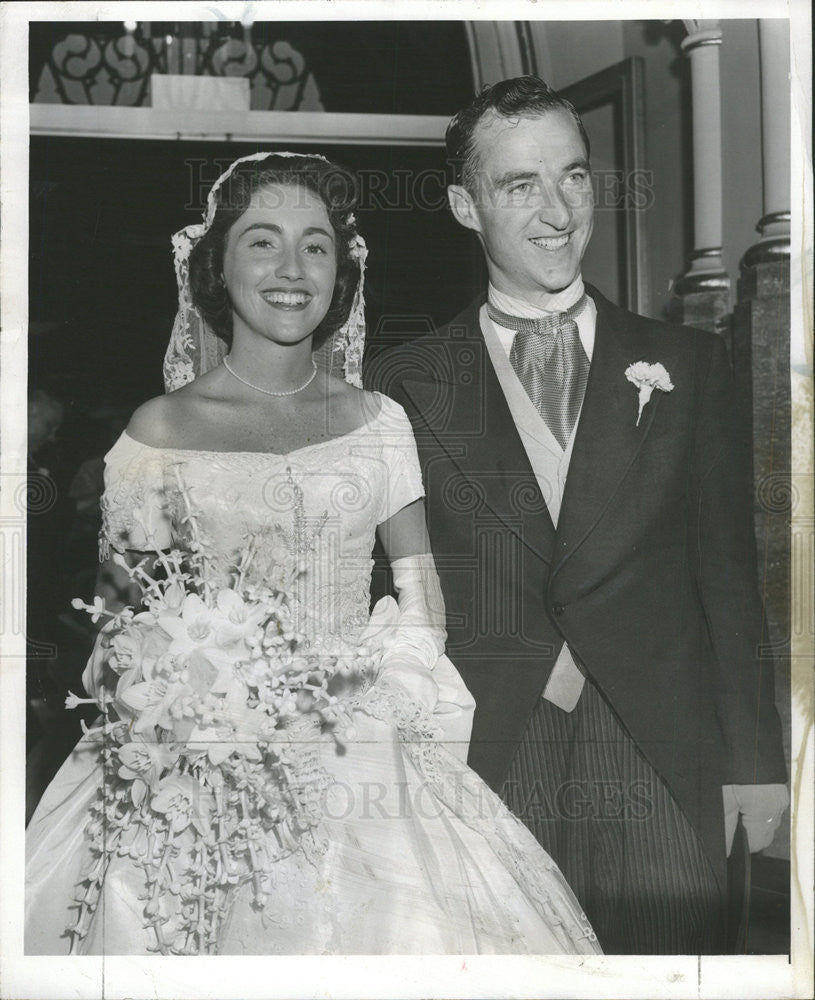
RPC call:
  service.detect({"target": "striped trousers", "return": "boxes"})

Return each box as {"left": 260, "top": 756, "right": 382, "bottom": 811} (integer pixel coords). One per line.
{"left": 502, "top": 679, "right": 724, "bottom": 954}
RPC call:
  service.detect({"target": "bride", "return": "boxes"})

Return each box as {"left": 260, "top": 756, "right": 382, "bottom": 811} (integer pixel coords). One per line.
{"left": 25, "top": 152, "right": 601, "bottom": 956}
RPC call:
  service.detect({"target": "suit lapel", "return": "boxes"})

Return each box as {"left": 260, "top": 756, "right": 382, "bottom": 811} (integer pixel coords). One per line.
{"left": 400, "top": 304, "right": 556, "bottom": 567}
{"left": 552, "top": 287, "right": 664, "bottom": 577}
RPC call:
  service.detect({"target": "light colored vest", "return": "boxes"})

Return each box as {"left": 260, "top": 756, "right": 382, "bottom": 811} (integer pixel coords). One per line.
{"left": 479, "top": 286, "right": 596, "bottom": 712}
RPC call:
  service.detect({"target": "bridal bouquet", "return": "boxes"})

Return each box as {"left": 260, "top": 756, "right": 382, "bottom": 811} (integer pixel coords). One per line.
{"left": 65, "top": 475, "right": 375, "bottom": 955}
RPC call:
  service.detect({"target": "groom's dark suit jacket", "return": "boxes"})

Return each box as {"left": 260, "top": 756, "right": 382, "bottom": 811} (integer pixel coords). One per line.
{"left": 371, "top": 284, "right": 786, "bottom": 882}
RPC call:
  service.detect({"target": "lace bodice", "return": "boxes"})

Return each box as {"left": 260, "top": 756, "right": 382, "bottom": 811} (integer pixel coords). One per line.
{"left": 100, "top": 393, "right": 424, "bottom": 641}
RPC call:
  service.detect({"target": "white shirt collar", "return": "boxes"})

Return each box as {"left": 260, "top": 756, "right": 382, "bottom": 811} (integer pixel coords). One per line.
{"left": 487, "top": 275, "right": 586, "bottom": 318}
{"left": 486, "top": 278, "right": 597, "bottom": 362}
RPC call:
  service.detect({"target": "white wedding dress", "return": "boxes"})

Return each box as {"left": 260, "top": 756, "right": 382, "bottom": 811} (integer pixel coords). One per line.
{"left": 25, "top": 393, "right": 600, "bottom": 956}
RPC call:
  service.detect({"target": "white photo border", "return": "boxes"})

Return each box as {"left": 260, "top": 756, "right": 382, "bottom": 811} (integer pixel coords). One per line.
{"left": 2, "top": 2, "right": 812, "bottom": 998}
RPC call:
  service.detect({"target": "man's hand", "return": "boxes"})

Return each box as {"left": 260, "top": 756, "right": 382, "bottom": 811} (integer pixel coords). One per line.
{"left": 722, "top": 784, "right": 789, "bottom": 856}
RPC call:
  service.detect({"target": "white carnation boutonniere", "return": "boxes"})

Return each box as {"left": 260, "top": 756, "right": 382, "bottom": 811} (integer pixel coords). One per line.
{"left": 625, "top": 361, "right": 675, "bottom": 426}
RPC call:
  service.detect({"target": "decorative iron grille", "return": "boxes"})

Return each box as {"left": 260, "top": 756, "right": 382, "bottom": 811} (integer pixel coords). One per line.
{"left": 31, "top": 22, "right": 324, "bottom": 110}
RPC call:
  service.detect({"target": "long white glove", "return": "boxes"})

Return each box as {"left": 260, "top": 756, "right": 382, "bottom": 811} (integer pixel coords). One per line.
{"left": 374, "top": 553, "right": 447, "bottom": 713}
{"left": 360, "top": 554, "right": 475, "bottom": 761}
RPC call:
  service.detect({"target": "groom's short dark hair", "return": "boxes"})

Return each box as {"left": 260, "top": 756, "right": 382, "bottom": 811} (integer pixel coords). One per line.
{"left": 446, "top": 76, "right": 590, "bottom": 191}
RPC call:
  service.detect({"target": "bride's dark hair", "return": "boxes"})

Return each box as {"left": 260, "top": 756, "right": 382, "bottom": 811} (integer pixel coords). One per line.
{"left": 189, "top": 155, "right": 359, "bottom": 349}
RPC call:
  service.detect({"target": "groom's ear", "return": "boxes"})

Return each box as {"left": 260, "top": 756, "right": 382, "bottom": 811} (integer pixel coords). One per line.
{"left": 447, "top": 185, "right": 481, "bottom": 234}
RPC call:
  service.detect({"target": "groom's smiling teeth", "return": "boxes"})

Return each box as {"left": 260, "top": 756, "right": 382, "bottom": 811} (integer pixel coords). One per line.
{"left": 529, "top": 234, "right": 571, "bottom": 250}
{"left": 262, "top": 290, "right": 312, "bottom": 308}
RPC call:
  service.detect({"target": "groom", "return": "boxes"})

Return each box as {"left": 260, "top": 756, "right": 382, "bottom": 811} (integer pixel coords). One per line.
{"left": 370, "top": 77, "right": 788, "bottom": 953}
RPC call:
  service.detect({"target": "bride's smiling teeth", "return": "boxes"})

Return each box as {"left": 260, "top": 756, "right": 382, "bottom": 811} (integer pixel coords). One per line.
{"left": 262, "top": 290, "right": 312, "bottom": 306}
{"left": 529, "top": 234, "right": 571, "bottom": 250}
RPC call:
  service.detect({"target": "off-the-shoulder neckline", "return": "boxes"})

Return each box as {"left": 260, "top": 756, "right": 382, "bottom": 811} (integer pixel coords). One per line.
{"left": 119, "top": 391, "right": 398, "bottom": 459}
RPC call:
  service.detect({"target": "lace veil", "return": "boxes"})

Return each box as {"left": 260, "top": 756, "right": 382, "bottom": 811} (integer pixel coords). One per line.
{"left": 163, "top": 151, "right": 367, "bottom": 392}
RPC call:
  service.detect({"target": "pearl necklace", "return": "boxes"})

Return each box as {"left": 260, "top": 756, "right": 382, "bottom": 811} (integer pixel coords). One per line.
{"left": 223, "top": 356, "right": 318, "bottom": 397}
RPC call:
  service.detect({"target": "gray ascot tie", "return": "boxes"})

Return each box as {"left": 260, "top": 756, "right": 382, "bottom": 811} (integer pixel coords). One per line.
{"left": 488, "top": 293, "right": 590, "bottom": 450}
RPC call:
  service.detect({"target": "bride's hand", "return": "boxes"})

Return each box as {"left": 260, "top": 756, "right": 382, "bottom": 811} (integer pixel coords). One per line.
{"left": 375, "top": 656, "right": 439, "bottom": 714}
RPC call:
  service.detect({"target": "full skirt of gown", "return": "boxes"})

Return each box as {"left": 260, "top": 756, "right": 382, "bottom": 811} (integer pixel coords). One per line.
{"left": 25, "top": 663, "right": 599, "bottom": 955}
{"left": 25, "top": 405, "right": 600, "bottom": 956}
